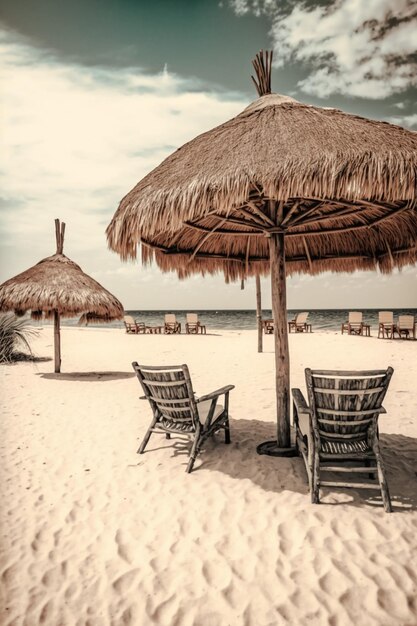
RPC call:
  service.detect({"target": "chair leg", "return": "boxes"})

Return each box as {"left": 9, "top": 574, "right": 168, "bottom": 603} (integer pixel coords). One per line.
{"left": 137, "top": 420, "right": 156, "bottom": 454}
{"left": 365, "top": 458, "right": 374, "bottom": 480}
{"left": 186, "top": 430, "right": 201, "bottom": 473}
{"left": 311, "top": 449, "right": 320, "bottom": 504}
{"left": 374, "top": 444, "right": 392, "bottom": 513}
{"left": 224, "top": 417, "right": 231, "bottom": 444}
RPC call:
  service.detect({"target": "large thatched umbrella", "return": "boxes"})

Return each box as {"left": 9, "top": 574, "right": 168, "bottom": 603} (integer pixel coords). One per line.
{"left": 0, "top": 219, "right": 124, "bottom": 373}
{"left": 106, "top": 51, "right": 417, "bottom": 455}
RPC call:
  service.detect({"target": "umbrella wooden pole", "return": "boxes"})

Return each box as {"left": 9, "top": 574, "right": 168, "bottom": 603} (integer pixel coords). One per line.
{"left": 53, "top": 309, "right": 61, "bottom": 373}
{"left": 270, "top": 232, "right": 290, "bottom": 447}
{"left": 257, "top": 232, "right": 295, "bottom": 456}
{"left": 256, "top": 274, "right": 263, "bottom": 353}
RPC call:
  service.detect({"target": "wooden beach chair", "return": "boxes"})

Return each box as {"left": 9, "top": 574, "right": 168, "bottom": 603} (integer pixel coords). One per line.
{"left": 124, "top": 315, "right": 145, "bottom": 334}
{"left": 132, "top": 362, "right": 234, "bottom": 473}
{"left": 378, "top": 311, "right": 395, "bottom": 339}
{"left": 288, "top": 312, "right": 311, "bottom": 333}
{"left": 394, "top": 315, "right": 416, "bottom": 339}
{"left": 164, "top": 314, "right": 181, "bottom": 334}
{"left": 341, "top": 312, "right": 363, "bottom": 335}
{"left": 262, "top": 319, "right": 274, "bottom": 334}
{"left": 185, "top": 313, "right": 206, "bottom": 334}
{"left": 292, "top": 367, "right": 394, "bottom": 512}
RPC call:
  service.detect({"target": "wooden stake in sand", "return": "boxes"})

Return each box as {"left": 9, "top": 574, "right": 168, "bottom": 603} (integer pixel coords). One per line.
{"left": 53, "top": 219, "right": 66, "bottom": 373}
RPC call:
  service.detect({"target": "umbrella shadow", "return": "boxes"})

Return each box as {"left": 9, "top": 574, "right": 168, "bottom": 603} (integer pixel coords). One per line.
{"left": 160, "top": 419, "right": 417, "bottom": 512}
{"left": 38, "top": 371, "right": 135, "bottom": 381}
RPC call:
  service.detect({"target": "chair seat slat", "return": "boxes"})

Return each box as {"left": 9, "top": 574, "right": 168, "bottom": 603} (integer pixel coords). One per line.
{"left": 319, "top": 481, "right": 379, "bottom": 490}
{"left": 311, "top": 370, "right": 387, "bottom": 377}
{"left": 319, "top": 430, "right": 367, "bottom": 440}
{"left": 142, "top": 379, "right": 185, "bottom": 387}
{"left": 314, "top": 387, "right": 384, "bottom": 395}
{"left": 318, "top": 417, "right": 373, "bottom": 426}
{"left": 316, "top": 407, "right": 381, "bottom": 416}
{"left": 157, "top": 406, "right": 192, "bottom": 413}
{"left": 149, "top": 396, "right": 191, "bottom": 405}
{"left": 320, "top": 466, "right": 377, "bottom": 473}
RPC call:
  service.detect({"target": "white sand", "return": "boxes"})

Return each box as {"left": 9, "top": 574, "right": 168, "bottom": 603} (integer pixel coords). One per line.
{"left": 1, "top": 326, "right": 416, "bottom": 626}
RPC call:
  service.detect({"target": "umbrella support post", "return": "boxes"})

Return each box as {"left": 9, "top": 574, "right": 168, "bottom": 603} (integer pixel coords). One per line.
{"left": 257, "top": 230, "right": 297, "bottom": 457}
{"left": 256, "top": 274, "right": 263, "bottom": 353}
{"left": 54, "top": 309, "right": 61, "bottom": 373}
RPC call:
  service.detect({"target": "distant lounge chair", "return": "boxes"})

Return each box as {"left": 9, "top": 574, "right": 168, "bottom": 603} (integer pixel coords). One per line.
{"left": 394, "top": 315, "right": 416, "bottom": 339}
{"left": 185, "top": 313, "right": 206, "bottom": 334}
{"left": 288, "top": 312, "right": 312, "bottom": 333}
{"left": 341, "top": 312, "right": 365, "bottom": 335}
{"left": 292, "top": 367, "right": 394, "bottom": 512}
{"left": 124, "top": 315, "right": 146, "bottom": 334}
{"left": 378, "top": 311, "right": 395, "bottom": 339}
{"left": 262, "top": 319, "right": 274, "bottom": 334}
{"left": 164, "top": 314, "right": 181, "bottom": 334}
{"left": 132, "top": 362, "right": 234, "bottom": 473}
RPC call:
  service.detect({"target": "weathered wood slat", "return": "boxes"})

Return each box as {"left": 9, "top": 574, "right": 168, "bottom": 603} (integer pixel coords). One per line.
{"left": 311, "top": 370, "right": 387, "bottom": 377}
{"left": 142, "top": 379, "right": 186, "bottom": 387}
{"left": 321, "top": 466, "right": 377, "bottom": 473}
{"left": 319, "top": 430, "right": 368, "bottom": 439}
{"left": 318, "top": 418, "right": 373, "bottom": 425}
{"left": 148, "top": 396, "right": 189, "bottom": 405}
{"left": 319, "top": 481, "right": 379, "bottom": 489}
{"left": 156, "top": 406, "right": 191, "bottom": 413}
{"left": 317, "top": 407, "right": 382, "bottom": 416}
{"left": 314, "top": 386, "right": 385, "bottom": 395}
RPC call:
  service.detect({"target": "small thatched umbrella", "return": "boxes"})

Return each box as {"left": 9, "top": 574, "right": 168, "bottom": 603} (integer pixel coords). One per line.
{"left": 0, "top": 219, "right": 124, "bottom": 372}
{"left": 107, "top": 51, "right": 417, "bottom": 455}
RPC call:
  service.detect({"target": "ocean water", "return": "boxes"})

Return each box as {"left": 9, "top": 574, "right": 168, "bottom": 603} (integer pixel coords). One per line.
{"left": 45, "top": 309, "right": 417, "bottom": 332}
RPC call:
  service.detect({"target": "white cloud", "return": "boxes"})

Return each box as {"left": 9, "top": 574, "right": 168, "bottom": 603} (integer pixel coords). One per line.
{"left": 386, "top": 113, "right": 417, "bottom": 129}
{"left": 230, "top": 0, "right": 417, "bottom": 99}
{"left": 0, "top": 29, "right": 246, "bottom": 307}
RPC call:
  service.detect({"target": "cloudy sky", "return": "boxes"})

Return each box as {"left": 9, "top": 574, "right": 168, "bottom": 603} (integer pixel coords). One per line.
{"left": 1, "top": 0, "right": 416, "bottom": 310}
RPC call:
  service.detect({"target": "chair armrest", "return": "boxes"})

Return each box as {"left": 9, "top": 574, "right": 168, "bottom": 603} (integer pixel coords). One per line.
{"left": 197, "top": 384, "right": 235, "bottom": 403}
{"left": 291, "top": 388, "right": 311, "bottom": 414}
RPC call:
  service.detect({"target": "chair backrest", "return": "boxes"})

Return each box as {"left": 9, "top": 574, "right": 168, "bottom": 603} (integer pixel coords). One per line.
{"left": 132, "top": 363, "right": 199, "bottom": 431}
{"left": 165, "top": 313, "right": 176, "bottom": 324}
{"left": 124, "top": 315, "right": 136, "bottom": 325}
{"left": 296, "top": 312, "right": 309, "bottom": 324}
{"left": 398, "top": 315, "right": 414, "bottom": 330}
{"left": 186, "top": 313, "right": 198, "bottom": 324}
{"left": 379, "top": 311, "right": 393, "bottom": 324}
{"left": 348, "top": 311, "right": 362, "bottom": 324}
{"left": 305, "top": 368, "right": 393, "bottom": 443}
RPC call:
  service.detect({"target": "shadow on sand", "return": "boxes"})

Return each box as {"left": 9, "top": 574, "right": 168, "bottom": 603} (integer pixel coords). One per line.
{"left": 137, "top": 417, "right": 417, "bottom": 512}
{"left": 38, "top": 371, "right": 135, "bottom": 382}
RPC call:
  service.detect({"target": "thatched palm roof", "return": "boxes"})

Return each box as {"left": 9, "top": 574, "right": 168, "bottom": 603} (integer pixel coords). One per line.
{"left": 0, "top": 224, "right": 123, "bottom": 322}
{"left": 107, "top": 93, "right": 417, "bottom": 281}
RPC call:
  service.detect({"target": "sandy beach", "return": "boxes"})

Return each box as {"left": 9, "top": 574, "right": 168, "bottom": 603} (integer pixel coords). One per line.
{"left": 1, "top": 326, "right": 416, "bottom": 626}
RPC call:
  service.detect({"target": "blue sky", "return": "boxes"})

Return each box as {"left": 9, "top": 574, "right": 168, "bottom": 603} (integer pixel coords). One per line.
{"left": 1, "top": 0, "right": 416, "bottom": 309}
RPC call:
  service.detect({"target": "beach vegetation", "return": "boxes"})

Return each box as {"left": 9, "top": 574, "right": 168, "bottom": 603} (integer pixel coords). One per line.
{"left": 0, "top": 312, "right": 38, "bottom": 362}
